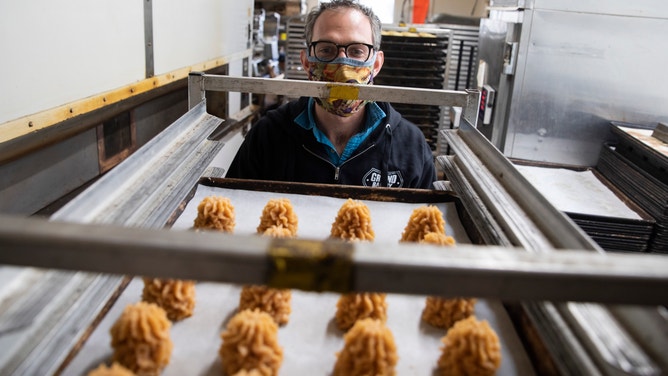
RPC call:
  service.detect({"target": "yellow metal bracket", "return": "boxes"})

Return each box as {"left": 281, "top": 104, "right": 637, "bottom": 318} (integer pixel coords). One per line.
{"left": 267, "top": 237, "right": 354, "bottom": 293}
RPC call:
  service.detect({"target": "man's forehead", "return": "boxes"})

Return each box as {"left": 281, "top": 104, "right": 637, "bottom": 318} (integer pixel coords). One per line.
{"left": 313, "top": 8, "right": 372, "bottom": 39}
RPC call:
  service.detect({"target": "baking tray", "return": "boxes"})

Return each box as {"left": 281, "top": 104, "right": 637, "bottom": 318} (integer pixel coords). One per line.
{"left": 380, "top": 66, "right": 446, "bottom": 79}
{"left": 610, "top": 121, "right": 667, "bottom": 186}
{"left": 512, "top": 161, "right": 655, "bottom": 253}
{"left": 61, "top": 178, "right": 535, "bottom": 375}
{"left": 596, "top": 143, "right": 668, "bottom": 253}
{"left": 375, "top": 76, "right": 447, "bottom": 89}
{"left": 381, "top": 56, "right": 447, "bottom": 69}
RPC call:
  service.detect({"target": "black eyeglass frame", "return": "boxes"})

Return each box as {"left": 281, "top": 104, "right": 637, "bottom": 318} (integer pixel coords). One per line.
{"left": 308, "top": 41, "right": 375, "bottom": 63}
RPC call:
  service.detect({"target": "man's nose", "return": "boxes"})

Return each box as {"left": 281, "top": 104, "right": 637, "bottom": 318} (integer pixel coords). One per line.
{"left": 337, "top": 46, "right": 347, "bottom": 58}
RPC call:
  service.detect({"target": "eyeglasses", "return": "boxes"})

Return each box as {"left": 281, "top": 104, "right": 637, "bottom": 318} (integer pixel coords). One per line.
{"left": 309, "top": 41, "right": 374, "bottom": 62}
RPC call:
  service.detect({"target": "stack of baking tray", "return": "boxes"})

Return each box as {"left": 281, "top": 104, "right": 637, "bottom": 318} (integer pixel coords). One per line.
{"left": 513, "top": 162, "right": 655, "bottom": 253}
{"left": 596, "top": 122, "right": 668, "bottom": 253}
{"left": 442, "top": 24, "right": 479, "bottom": 92}
{"left": 284, "top": 15, "right": 307, "bottom": 81}
{"left": 436, "top": 23, "right": 479, "bottom": 153}
{"left": 566, "top": 211, "right": 655, "bottom": 253}
{"left": 374, "top": 27, "right": 452, "bottom": 152}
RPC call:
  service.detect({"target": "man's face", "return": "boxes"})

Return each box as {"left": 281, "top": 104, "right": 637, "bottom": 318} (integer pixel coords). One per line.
{"left": 301, "top": 8, "right": 384, "bottom": 77}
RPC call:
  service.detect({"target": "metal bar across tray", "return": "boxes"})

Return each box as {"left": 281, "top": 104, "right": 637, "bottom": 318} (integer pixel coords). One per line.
{"left": 187, "top": 73, "right": 480, "bottom": 129}
{"left": 0, "top": 214, "right": 666, "bottom": 306}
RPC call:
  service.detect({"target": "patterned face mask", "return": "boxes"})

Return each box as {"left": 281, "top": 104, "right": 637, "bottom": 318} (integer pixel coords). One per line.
{"left": 306, "top": 55, "right": 376, "bottom": 117}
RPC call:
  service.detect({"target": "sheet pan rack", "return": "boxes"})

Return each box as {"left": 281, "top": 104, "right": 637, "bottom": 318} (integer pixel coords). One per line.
{"left": 0, "top": 74, "right": 665, "bottom": 375}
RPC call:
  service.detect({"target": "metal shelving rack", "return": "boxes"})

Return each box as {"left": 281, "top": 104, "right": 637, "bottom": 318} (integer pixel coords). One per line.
{"left": 0, "top": 74, "right": 666, "bottom": 375}
{"left": 375, "top": 26, "right": 453, "bottom": 153}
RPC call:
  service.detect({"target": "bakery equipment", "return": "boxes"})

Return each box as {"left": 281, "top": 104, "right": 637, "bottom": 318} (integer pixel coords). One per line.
{"left": 375, "top": 26, "right": 452, "bottom": 152}
{"left": 599, "top": 122, "right": 668, "bottom": 253}
{"left": 513, "top": 162, "right": 656, "bottom": 253}
{"left": 477, "top": 0, "right": 668, "bottom": 166}
{"left": 284, "top": 15, "right": 307, "bottom": 81}
{"left": 0, "top": 74, "right": 666, "bottom": 375}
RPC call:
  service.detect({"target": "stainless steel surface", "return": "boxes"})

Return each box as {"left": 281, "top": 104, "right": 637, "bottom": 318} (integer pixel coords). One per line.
{"left": 609, "top": 305, "right": 668, "bottom": 371}
{"left": 195, "top": 74, "right": 474, "bottom": 107}
{"left": 441, "top": 121, "right": 599, "bottom": 251}
{"left": 564, "top": 303, "right": 661, "bottom": 376}
{"left": 0, "top": 271, "right": 71, "bottom": 335}
{"left": 0, "top": 272, "right": 125, "bottom": 376}
{"left": 0, "top": 214, "right": 667, "bottom": 306}
{"left": 189, "top": 73, "right": 481, "bottom": 132}
{"left": 478, "top": 11, "right": 522, "bottom": 152}
{"left": 439, "top": 121, "right": 665, "bottom": 375}
{"left": 2, "top": 71, "right": 665, "bottom": 374}
{"left": 482, "top": 0, "right": 668, "bottom": 166}
{"left": 0, "top": 101, "right": 227, "bottom": 374}
{"left": 53, "top": 101, "right": 224, "bottom": 226}
{"left": 438, "top": 156, "right": 513, "bottom": 246}
{"left": 523, "top": 302, "right": 603, "bottom": 376}
{"left": 0, "top": 76, "right": 480, "bottom": 374}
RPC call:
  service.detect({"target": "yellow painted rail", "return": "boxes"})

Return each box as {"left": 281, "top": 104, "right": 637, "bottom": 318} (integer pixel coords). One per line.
{"left": 0, "top": 49, "right": 251, "bottom": 143}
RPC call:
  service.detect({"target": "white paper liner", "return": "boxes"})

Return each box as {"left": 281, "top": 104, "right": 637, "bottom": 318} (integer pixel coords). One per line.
{"left": 62, "top": 184, "right": 536, "bottom": 375}
{"left": 172, "top": 184, "right": 471, "bottom": 242}
{"left": 617, "top": 125, "right": 668, "bottom": 157}
{"left": 514, "top": 165, "right": 642, "bottom": 220}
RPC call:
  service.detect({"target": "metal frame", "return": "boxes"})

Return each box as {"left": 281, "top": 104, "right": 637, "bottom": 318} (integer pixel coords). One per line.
{"left": 1, "top": 74, "right": 665, "bottom": 374}
{"left": 0, "top": 101, "right": 229, "bottom": 375}
{"left": 0, "top": 75, "right": 481, "bottom": 374}
{"left": 187, "top": 72, "right": 481, "bottom": 129}
{"left": 439, "top": 122, "right": 665, "bottom": 375}
{"left": 0, "top": 215, "right": 666, "bottom": 306}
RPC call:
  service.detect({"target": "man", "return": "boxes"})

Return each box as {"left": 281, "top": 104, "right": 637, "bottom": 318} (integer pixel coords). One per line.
{"left": 226, "top": 0, "right": 436, "bottom": 189}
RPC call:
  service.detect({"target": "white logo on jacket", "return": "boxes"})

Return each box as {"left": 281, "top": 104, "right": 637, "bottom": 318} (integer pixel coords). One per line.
{"left": 363, "top": 168, "right": 403, "bottom": 188}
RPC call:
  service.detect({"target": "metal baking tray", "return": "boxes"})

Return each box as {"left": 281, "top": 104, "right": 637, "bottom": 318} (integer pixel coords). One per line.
{"left": 512, "top": 160, "right": 656, "bottom": 253}
{"left": 60, "top": 178, "right": 536, "bottom": 375}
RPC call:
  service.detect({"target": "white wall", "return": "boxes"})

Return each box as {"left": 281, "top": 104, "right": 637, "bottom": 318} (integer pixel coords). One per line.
{"left": 0, "top": 0, "right": 254, "bottom": 126}
{"left": 0, "top": 0, "right": 145, "bottom": 124}
{"left": 153, "top": 0, "right": 252, "bottom": 74}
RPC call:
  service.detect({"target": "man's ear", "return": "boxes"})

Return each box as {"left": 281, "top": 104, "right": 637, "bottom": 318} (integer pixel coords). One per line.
{"left": 300, "top": 49, "right": 309, "bottom": 72}
{"left": 373, "top": 50, "right": 384, "bottom": 77}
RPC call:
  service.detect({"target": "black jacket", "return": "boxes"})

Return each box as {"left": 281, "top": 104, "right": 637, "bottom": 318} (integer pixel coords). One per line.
{"left": 226, "top": 97, "right": 436, "bottom": 189}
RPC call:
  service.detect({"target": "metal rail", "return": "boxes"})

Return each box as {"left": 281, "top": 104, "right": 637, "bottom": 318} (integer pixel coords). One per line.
{"left": 0, "top": 76, "right": 481, "bottom": 374}
{"left": 2, "top": 74, "right": 664, "bottom": 374}
{"left": 0, "top": 101, "right": 229, "bottom": 375}
{"left": 187, "top": 73, "right": 481, "bottom": 129}
{"left": 438, "top": 124, "right": 665, "bottom": 375}
{"left": 0, "top": 215, "right": 666, "bottom": 306}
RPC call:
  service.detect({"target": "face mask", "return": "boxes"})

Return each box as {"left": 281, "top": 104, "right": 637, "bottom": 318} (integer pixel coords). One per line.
{"left": 306, "top": 55, "right": 375, "bottom": 117}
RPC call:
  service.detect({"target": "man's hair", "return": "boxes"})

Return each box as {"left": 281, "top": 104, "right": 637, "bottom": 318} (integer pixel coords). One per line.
{"left": 303, "top": 0, "right": 382, "bottom": 50}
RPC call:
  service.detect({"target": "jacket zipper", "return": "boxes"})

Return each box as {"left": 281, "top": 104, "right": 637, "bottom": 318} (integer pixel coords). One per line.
{"left": 302, "top": 144, "right": 376, "bottom": 182}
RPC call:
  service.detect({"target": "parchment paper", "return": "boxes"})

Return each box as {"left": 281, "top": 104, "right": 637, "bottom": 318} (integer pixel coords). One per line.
{"left": 62, "top": 185, "right": 536, "bottom": 375}
{"left": 515, "top": 165, "right": 642, "bottom": 219}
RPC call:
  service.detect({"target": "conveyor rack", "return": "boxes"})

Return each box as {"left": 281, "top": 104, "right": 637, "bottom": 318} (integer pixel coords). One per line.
{"left": 430, "top": 22, "right": 480, "bottom": 92}
{"left": 435, "top": 22, "right": 480, "bottom": 153}
{"left": 375, "top": 26, "right": 453, "bottom": 153}
{"left": 600, "top": 122, "right": 668, "bottom": 253}
{"left": 0, "top": 74, "right": 666, "bottom": 375}
{"left": 284, "top": 15, "right": 307, "bottom": 81}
